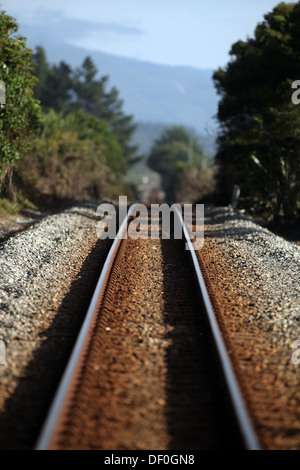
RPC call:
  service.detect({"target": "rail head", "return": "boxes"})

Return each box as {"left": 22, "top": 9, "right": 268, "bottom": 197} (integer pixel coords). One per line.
{"left": 35, "top": 208, "right": 133, "bottom": 450}
{"left": 174, "top": 206, "right": 261, "bottom": 451}
{"left": 36, "top": 203, "right": 261, "bottom": 451}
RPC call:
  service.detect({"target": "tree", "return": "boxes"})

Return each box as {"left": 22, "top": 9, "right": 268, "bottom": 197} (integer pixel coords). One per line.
{"left": 31, "top": 49, "right": 138, "bottom": 166}
{"left": 213, "top": 1, "right": 300, "bottom": 225}
{"left": 31, "top": 46, "right": 49, "bottom": 103}
{"left": 147, "top": 126, "right": 204, "bottom": 201}
{"left": 71, "top": 56, "right": 138, "bottom": 165}
{"left": 70, "top": 56, "right": 108, "bottom": 116}
{"left": 32, "top": 47, "right": 74, "bottom": 112}
{"left": 101, "top": 86, "right": 138, "bottom": 165}
{"left": 0, "top": 11, "right": 41, "bottom": 195}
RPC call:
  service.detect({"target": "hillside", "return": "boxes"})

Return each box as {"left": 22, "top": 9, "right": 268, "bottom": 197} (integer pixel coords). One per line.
{"left": 44, "top": 45, "right": 218, "bottom": 134}
{"left": 17, "top": 18, "right": 219, "bottom": 134}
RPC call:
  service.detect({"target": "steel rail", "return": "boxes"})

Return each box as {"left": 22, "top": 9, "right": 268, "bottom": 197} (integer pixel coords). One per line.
{"left": 35, "top": 207, "right": 133, "bottom": 450}
{"left": 174, "top": 206, "right": 260, "bottom": 450}
{"left": 36, "top": 204, "right": 261, "bottom": 450}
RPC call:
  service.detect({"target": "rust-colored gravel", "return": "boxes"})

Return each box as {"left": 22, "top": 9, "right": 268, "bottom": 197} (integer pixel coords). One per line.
{"left": 196, "top": 207, "right": 300, "bottom": 450}
{"left": 50, "top": 235, "right": 244, "bottom": 450}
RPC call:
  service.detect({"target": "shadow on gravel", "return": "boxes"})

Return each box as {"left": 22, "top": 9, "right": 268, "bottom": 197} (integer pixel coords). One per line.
{"left": 200, "top": 208, "right": 270, "bottom": 241}
{"left": 0, "top": 238, "right": 111, "bottom": 450}
{"left": 203, "top": 226, "right": 265, "bottom": 240}
{"left": 203, "top": 207, "right": 249, "bottom": 224}
{"left": 160, "top": 237, "right": 245, "bottom": 450}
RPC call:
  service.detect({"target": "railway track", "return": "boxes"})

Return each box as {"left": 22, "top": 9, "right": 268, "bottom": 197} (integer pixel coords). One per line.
{"left": 35, "top": 205, "right": 260, "bottom": 450}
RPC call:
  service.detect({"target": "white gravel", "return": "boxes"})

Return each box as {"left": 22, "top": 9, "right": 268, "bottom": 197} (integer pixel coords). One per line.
{"left": 201, "top": 206, "right": 300, "bottom": 449}
{"left": 204, "top": 207, "right": 300, "bottom": 335}
{"left": 0, "top": 202, "right": 111, "bottom": 449}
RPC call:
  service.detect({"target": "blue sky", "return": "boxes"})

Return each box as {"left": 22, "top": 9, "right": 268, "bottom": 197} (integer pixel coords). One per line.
{"left": 0, "top": 0, "right": 292, "bottom": 69}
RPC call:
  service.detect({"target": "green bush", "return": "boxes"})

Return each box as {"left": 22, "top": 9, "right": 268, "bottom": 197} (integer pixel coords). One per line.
{"left": 0, "top": 10, "right": 41, "bottom": 195}
{"left": 17, "top": 109, "right": 129, "bottom": 202}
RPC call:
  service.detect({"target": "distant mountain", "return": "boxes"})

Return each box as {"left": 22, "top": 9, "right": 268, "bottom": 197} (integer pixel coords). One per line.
{"left": 43, "top": 46, "right": 218, "bottom": 133}
{"left": 18, "top": 17, "right": 219, "bottom": 134}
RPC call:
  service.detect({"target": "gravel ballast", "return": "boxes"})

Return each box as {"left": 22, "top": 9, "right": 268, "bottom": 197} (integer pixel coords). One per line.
{"left": 0, "top": 202, "right": 111, "bottom": 449}
{"left": 0, "top": 202, "right": 299, "bottom": 449}
{"left": 198, "top": 206, "right": 300, "bottom": 450}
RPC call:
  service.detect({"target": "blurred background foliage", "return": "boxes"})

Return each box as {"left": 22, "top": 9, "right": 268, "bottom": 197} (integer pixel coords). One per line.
{"left": 0, "top": 10, "right": 137, "bottom": 206}
{"left": 0, "top": 2, "right": 299, "bottom": 231}
{"left": 213, "top": 1, "right": 300, "bottom": 227}
{"left": 147, "top": 125, "right": 215, "bottom": 203}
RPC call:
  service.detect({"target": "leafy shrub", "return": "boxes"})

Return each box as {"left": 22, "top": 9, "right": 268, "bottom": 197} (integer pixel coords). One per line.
{"left": 17, "top": 110, "right": 129, "bottom": 202}
{"left": 0, "top": 10, "right": 41, "bottom": 195}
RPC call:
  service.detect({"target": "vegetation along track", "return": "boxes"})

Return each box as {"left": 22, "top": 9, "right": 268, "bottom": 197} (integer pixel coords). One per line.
{"left": 36, "top": 205, "right": 260, "bottom": 450}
